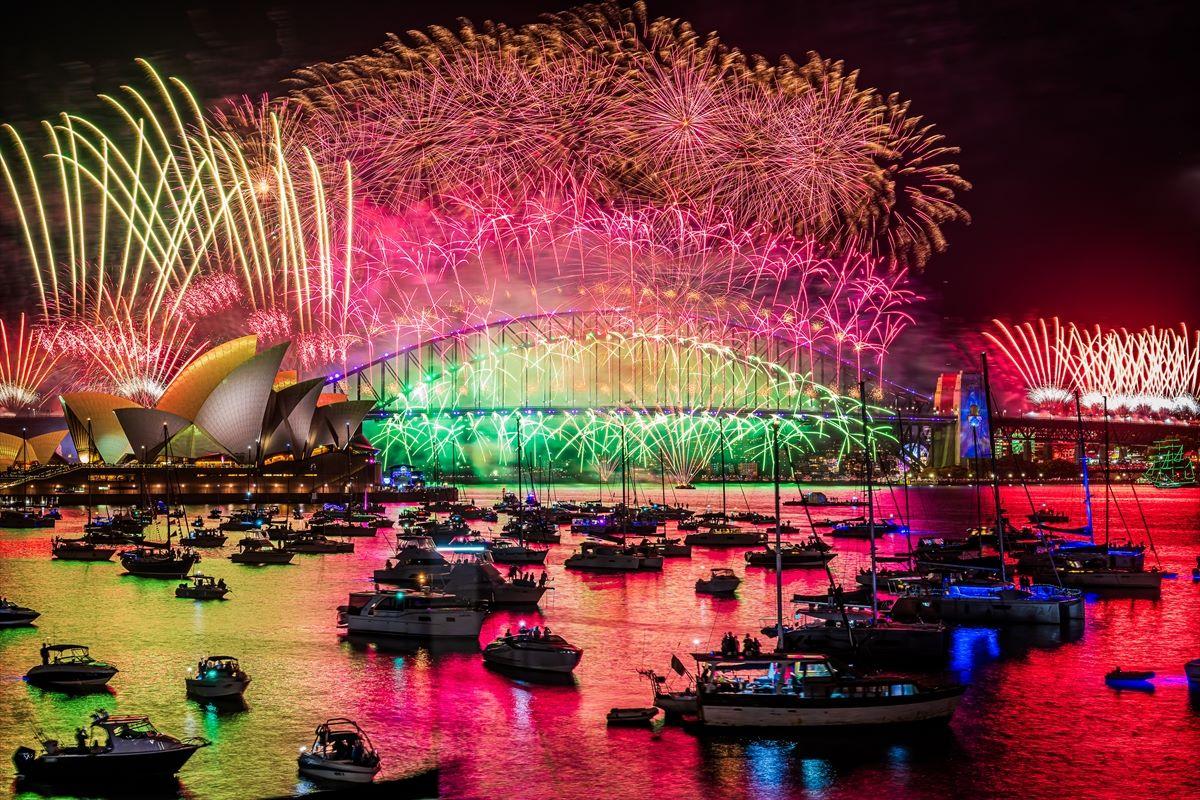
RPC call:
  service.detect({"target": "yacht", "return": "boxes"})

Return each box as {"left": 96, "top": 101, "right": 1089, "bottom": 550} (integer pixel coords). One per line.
{"left": 692, "top": 652, "right": 964, "bottom": 728}
{"left": 13, "top": 711, "right": 209, "bottom": 784}
{"left": 373, "top": 536, "right": 451, "bottom": 584}
{"left": 285, "top": 532, "right": 355, "bottom": 554}
{"left": 338, "top": 589, "right": 487, "bottom": 638}
{"left": 51, "top": 537, "right": 116, "bottom": 562}
{"left": 25, "top": 644, "right": 118, "bottom": 690}
{"left": 120, "top": 545, "right": 199, "bottom": 579}
{"left": 308, "top": 518, "right": 378, "bottom": 538}
{"left": 564, "top": 540, "right": 660, "bottom": 571}
{"left": 0, "top": 598, "right": 40, "bottom": 627}
{"left": 1018, "top": 542, "right": 1163, "bottom": 592}
{"left": 181, "top": 520, "right": 228, "bottom": 548}
{"left": 297, "top": 719, "right": 381, "bottom": 784}
{"left": 185, "top": 655, "right": 251, "bottom": 699}
{"left": 683, "top": 525, "right": 766, "bottom": 547}
{"left": 175, "top": 574, "right": 230, "bottom": 600}
{"left": 773, "top": 603, "right": 949, "bottom": 665}
{"left": 829, "top": 518, "right": 908, "bottom": 537}
{"left": 433, "top": 554, "right": 549, "bottom": 607}
{"left": 744, "top": 542, "right": 836, "bottom": 568}
{"left": 482, "top": 628, "right": 583, "bottom": 674}
{"left": 489, "top": 538, "right": 549, "bottom": 565}
{"left": 0, "top": 509, "right": 56, "bottom": 528}
{"left": 892, "top": 581, "right": 1084, "bottom": 625}
{"left": 695, "top": 568, "right": 741, "bottom": 595}
{"left": 229, "top": 538, "right": 294, "bottom": 565}
{"left": 657, "top": 538, "right": 692, "bottom": 557}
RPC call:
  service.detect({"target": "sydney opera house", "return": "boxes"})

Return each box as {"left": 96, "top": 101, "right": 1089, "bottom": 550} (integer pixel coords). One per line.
{"left": 0, "top": 336, "right": 379, "bottom": 502}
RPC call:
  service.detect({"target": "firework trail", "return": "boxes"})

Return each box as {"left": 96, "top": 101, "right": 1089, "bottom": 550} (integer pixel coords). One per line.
{"left": 0, "top": 313, "right": 62, "bottom": 411}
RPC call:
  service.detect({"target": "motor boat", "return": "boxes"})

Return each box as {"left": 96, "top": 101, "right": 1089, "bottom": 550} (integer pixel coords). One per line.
{"left": 13, "top": 711, "right": 208, "bottom": 785}
{"left": 892, "top": 581, "right": 1084, "bottom": 625}
{"left": 606, "top": 707, "right": 659, "bottom": 726}
{"left": 683, "top": 525, "right": 766, "bottom": 547}
{"left": 1105, "top": 667, "right": 1155, "bottom": 687}
{"left": 744, "top": 543, "right": 836, "bottom": 568}
{"left": 829, "top": 518, "right": 908, "bottom": 537}
{"left": 229, "top": 538, "right": 294, "bottom": 565}
{"left": 208, "top": 507, "right": 223, "bottom": 520}
{"left": 25, "top": 644, "right": 118, "bottom": 690}
{"left": 285, "top": 532, "right": 355, "bottom": 554}
{"left": 433, "top": 554, "right": 550, "bottom": 607}
{"left": 373, "top": 536, "right": 451, "bottom": 584}
{"left": 692, "top": 652, "right": 964, "bottom": 728}
{"left": 771, "top": 604, "right": 949, "bottom": 666}
{"left": 175, "top": 574, "right": 230, "bottom": 600}
{"left": 120, "top": 545, "right": 199, "bottom": 578}
{"left": 180, "top": 520, "right": 228, "bottom": 548}
{"left": 564, "top": 540, "right": 660, "bottom": 571}
{"left": 1185, "top": 658, "right": 1200, "bottom": 690}
{"left": 482, "top": 627, "right": 583, "bottom": 674}
{"left": 297, "top": 719, "right": 381, "bottom": 784}
{"left": 1027, "top": 506, "right": 1069, "bottom": 524}
{"left": 695, "top": 568, "right": 741, "bottom": 595}
{"left": 337, "top": 589, "right": 487, "bottom": 638}
{"left": 658, "top": 538, "right": 692, "bottom": 557}
{"left": 186, "top": 656, "right": 251, "bottom": 699}
{"left": 489, "top": 538, "right": 549, "bottom": 565}
{"left": 0, "top": 598, "right": 40, "bottom": 627}
{"left": 50, "top": 537, "right": 116, "bottom": 562}
{"left": 0, "top": 509, "right": 56, "bottom": 528}
{"left": 637, "top": 669, "right": 699, "bottom": 717}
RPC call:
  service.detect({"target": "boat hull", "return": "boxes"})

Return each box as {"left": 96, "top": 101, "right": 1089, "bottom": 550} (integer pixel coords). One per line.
{"left": 482, "top": 645, "right": 582, "bottom": 674}
{"left": 298, "top": 754, "right": 379, "bottom": 784}
{"left": 779, "top": 623, "right": 948, "bottom": 663}
{"left": 344, "top": 610, "right": 486, "bottom": 638}
{"left": 186, "top": 676, "right": 250, "bottom": 699}
{"left": 699, "top": 688, "right": 963, "bottom": 728}
{"left": 0, "top": 610, "right": 40, "bottom": 627}
{"left": 230, "top": 552, "right": 294, "bottom": 565}
{"left": 14, "top": 744, "right": 202, "bottom": 782}
{"left": 120, "top": 556, "right": 198, "bottom": 579}
{"left": 936, "top": 594, "right": 1084, "bottom": 625}
{"left": 25, "top": 665, "right": 117, "bottom": 690}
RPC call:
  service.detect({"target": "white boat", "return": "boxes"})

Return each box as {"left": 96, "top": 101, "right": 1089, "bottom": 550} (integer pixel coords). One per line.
{"left": 683, "top": 525, "right": 766, "bottom": 547}
{"left": 693, "top": 652, "right": 964, "bottom": 728}
{"left": 373, "top": 536, "right": 451, "bottom": 584}
{"left": 564, "top": 541, "right": 645, "bottom": 571}
{"left": 482, "top": 628, "right": 583, "bottom": 673}
{"left": 489, "top": 538, "right": 549, "bottom": 565}
{"left": 338, "top": 589, "right": 487, "bottom": 638}
{"left": 298, "top": 719, "right": 381, "bottom": 784}
{"left": 898, "top": 582, "right": 1085, "bottom": 625}
{"left": 185, "top": 656, "right": 250, "bottom": 699}
{"left": 695, "top": 568, "right": 741, "bottom": 595}
{"left": 25, "top": 644, "right": 118, "bottom": 690}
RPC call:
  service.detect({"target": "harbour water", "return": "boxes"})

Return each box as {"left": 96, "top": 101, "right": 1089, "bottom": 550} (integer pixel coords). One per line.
{"left": 1, "top": 483, "right": 1197, "bottom": 800}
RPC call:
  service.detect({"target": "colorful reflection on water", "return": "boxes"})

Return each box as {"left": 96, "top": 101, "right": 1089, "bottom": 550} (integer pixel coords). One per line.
{"left": 0, "top": 484, "right": 1197, "bottom": 799}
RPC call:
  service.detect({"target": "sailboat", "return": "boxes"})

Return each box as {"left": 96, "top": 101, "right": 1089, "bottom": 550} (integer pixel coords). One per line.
{"left": 120, "top": 425, "right": 199, "bottom": 579}
{"left": 771, "top": 387, "right": 948, "bottom": 665}
{"left": 691, "top": 420, "right": 965, "bottom": 728}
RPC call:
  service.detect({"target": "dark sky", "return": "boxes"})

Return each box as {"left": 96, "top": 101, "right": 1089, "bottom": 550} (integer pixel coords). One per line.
{"left": 2, "top": 0, "right": 1197, "bottom": 378}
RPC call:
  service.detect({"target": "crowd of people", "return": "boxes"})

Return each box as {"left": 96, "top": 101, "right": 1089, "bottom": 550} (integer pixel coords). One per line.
{"left": 719, "top": 631, "right": 764, "bottom": 658}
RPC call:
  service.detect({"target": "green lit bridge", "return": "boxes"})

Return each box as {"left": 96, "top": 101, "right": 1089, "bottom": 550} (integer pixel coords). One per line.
{"left": 328, "top": 309, "right": 936, "bottom": 482}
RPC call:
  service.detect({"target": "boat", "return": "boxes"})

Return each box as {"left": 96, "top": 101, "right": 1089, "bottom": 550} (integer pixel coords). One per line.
{"left": 180, "top": 520, "right": 228, "bottom": 548}
{"left": 658, "top": 538, "right": 692, "bottom": 557}
{"left": 695, "top": 568, "right": 741, "bottom": 595}
{"left": 229, "top": 538, "right": 294, "bottom": 565}
{"left": 773, "top": 603, "right": 949, "bottom": 665}
{"left": 1104, "top": 667, "right": 1155, "bottom": 685}
{"left": 683, "top": 525, "right": 766, "bottom": 547}
{"left": 606, "top": 707, "right": 659, "bottom": 726}
{"left": 637, "top": 668, "right": 699, "bottom": 717}
{"left": 744, "top": 542, "right": 836, "bottom": 568}
{"left": 489, "top": 538, "right": 549, "bottom": 565}
{"left": 893, "top": 581, "right": 1084, "bottom": 625}
{"left": 25, "top": 644, "right": 118, "bottom": 690}
{"left": 308, "top": 518, "right": 378, "bottom": 538}
{"left": 0, "top": 598, "right": 40, "bottom": 627}
{"left": 1185, "top": 659, "right": 1200, "bottom": 689}
{"left": 691, "top": 651, "right": 964, "bottom": 728}
{"left": 0, "top": 509, "right": 56, "bottom": 528}
{"left": 482, "top": 627, "right": 583, "bottom": 673}
{"left": 674, "top": 483, "right": 696, "bottom": 490}
{"left": 337, "top": 589, "right": 487, "bottom": 638}
{"left": 298, "top": 719, "right": 381, "bottom": 784}
{"left": 175, "top": 574, "right": 230, "bottom": 600}
{"left": 828, "top": 518, "right": 908, "bottom": 537}
{"left": 186, "top": 655, "right": 251, "bottom": 699}
{"left": 1027, "top": 506, "right": 1069, "bottom": 524}
{"left": 285, "top": 532, "right": 355, "bottom": 554}
{"left": 373, "top": 535, "right": 451, "bottom": 584}
{"left": 217, "top": 509, "right": 275, "bottom": 532}
{"left": 51, "top": 537, "right": 116, "bottom": 562}
{"left": 425, "top": 552, "right": 549, "bottom": 606}
{"left": 13, "top": 711, "right": 209, "bottom": 784}
{"left": 119, "top": 545, "right": 200, "bottom": 578}
{"left": 564, "top": 540, "right": 661, "bottom": 571}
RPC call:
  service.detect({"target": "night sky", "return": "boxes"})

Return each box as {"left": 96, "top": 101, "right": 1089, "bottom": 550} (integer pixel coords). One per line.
{"left": 2, "top": 0, "right": 1197, "bottom": 381}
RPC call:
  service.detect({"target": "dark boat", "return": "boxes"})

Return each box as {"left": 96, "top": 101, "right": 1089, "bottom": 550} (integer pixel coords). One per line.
{"left": 51, "top": 537, "right": 117, "bottom": 562}
{"left": 0, "top": 509, "right": 55, "bottom": 528}
{"left": 181, "top": 519, "right": 228, "bottom": 547}
{"left": 0, "top": 598, "right": 40, "bottom": 627}
{"left": 230, "top": 537, "right": 295, "bottom": 564}
{"left": 120, "top": 546, "right": 199, "bottom": 578}
{"left": 25, "top": 644, "right": 118, "bottom": 690}
{"left": 13, "top": 711, "right": 208, "bottom": 784}
{"left": 744, "top": 541, "right": 836, "bottom": 568}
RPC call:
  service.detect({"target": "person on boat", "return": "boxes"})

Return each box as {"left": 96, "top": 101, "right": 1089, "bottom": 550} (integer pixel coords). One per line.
{"left": 539, "top": 572, "right": 548, "bottom": 588}
{"left": 543, "top": 625, "right": 552, "bottom": 637}
{"left": 504, "top": 627, "right": 512, "bottom": 639}
{"left": 217, "top": 578, "right": 226, "bottom": 589}
{"left": 75, "top": 728, "right": 87, "bottom": 749}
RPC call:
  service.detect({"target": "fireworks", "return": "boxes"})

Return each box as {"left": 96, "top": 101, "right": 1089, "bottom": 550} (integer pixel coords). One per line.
{"left": 985, "top": 319, "right": 1200, "bottom": 414}
{"left": 0, "top": 314, "right": 61, "bottom": 411}
{"left": 0, "top": 3, "right": 964, "bottom": 408}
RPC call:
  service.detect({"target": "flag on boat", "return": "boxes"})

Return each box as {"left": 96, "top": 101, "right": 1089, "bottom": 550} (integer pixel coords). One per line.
{"left": 670, "top": 655, "right": 687, "bottom": 676}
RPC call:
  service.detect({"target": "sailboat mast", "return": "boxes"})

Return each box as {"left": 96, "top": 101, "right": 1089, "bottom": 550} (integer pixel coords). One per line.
{"left": 980, "top": 354, "right": 1007, "bottom": 584}
{"left": 620, "top": 422, "right": 628, "bottom": 509}
{"left": 719, "top": 417, "right": 727, "bottom": 519}
{"left": 894, "top": 398, "right": 914, "bottom": 568}
{"left": 515, "top": 417, "right": 523, "bottom": 504}
{"left": 772, "top": 419, "right": 784, "bottom": 647}
{"left": 858, "top": 382, "right": 878, "bottom": 623}
{"left": 1102, "top": 395, "right": 1110, "bottom": 547}
{"left": 1074, "top": 393, "right": 1095, "bottom": 540}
